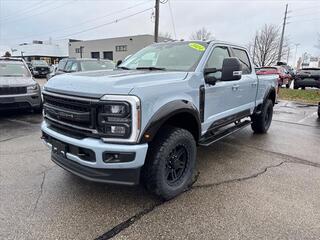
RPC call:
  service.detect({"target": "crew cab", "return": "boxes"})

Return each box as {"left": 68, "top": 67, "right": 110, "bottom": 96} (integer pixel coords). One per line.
{"left": 41, "top": 41, "right": 277, "bottom": 200}
{"left": 0, "top": 57, "right": 42, "bottom": 112}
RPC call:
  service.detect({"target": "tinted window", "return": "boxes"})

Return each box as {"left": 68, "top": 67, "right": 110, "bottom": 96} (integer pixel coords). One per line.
{"left": 65, "top": 61, "right": 75, "bottom": 72}
{"left": 232, "top": 48, "right": 251, "bottom": 74}
{"left": 0, "top": 62, "right": 31, "bottom": 77}
{"left": 205, "top": 46, "right": 230, "bottom": 79}
{"left": 57, "top": 59, "right": 67, "bottom": 71}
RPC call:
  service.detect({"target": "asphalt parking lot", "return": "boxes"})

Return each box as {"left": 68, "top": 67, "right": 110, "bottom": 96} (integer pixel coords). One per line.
{"left": 1, "top": 99, "right": 319, "bottom": 240}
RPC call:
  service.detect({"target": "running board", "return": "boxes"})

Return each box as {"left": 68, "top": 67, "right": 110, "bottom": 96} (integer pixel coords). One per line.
{"left": 199, "top": 120, "right": 251, "bottom": 147}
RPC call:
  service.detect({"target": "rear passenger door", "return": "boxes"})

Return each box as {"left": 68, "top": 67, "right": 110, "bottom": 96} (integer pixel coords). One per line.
{"left": 230, "top": 47, "right": 257, "bottom": 112}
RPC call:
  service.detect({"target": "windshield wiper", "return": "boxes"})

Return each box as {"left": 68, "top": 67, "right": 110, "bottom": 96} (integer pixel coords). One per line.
{"left": 136, "top": 66, "right": 166, "bottom": 71}
{"left": 117, "top": 66, "right": 132, "bottom": 70}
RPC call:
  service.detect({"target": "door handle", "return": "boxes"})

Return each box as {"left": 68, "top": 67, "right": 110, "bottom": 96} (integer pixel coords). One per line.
{"left": 232, "top": 84, "right": 240, "bottom": 91}
{"left": 251, "top": 82, "right": 258, "bottom": 87}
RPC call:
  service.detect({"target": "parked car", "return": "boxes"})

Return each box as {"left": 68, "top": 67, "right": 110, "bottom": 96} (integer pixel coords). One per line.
{"left": 30, "top": 60, "right": 50, "bottom": 78}
{"left": 0, "top": 57, "right": 42, "bottom": 112}
{"left": 41, "top": 41, "right": 278, "bottom": 200}
{"left": 274, "top": 66, "right": 292, "bottom": 88}
{"left": 50, "top": 58, "right": 115, "bottom": 79}
{"left": 256, "top": 66, "right": 292, "bottom": 88}
{"left": 294, "top": 68, "right": 320, "bottom": 90}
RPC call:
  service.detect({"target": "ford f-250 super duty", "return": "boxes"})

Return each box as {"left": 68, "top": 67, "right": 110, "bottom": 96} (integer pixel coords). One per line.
{"left": 41, "top": 41, "right": 277, "bottom": 200}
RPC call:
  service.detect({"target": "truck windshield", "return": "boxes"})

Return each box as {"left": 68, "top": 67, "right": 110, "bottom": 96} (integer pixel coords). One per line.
{"left": 32, "top": 60, "right": 48, "bottom": 66}
{"left": 120, "top": 42, "right": 208, "bottom": 71}
{"left": 80, "top": 60, "right": 115, "bottom": 71}
{"left": 0, "top": 62, "right": 31, "bottom": 77}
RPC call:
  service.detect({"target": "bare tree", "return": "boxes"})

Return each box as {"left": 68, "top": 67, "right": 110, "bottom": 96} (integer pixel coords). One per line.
{"left": 190, "top": 27, "right": 213, "bottom": 41}
{"left": 248, "top": 24, "right": 289, "bottom": 67}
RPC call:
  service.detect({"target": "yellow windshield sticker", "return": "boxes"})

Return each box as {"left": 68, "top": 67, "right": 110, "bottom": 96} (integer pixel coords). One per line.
{"left": 189, "top": 43, "right": 206, "bottom": 52}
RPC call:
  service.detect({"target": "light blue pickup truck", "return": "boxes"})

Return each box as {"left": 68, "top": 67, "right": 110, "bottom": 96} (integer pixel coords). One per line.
{"left": 41, "top": 41, "right": 277, "bottom": 200}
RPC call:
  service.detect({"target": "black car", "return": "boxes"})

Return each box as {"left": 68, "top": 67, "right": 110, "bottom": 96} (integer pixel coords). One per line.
{"left": 30, "top": 60, "right": 50, "bottom": 78}
{"left": 294, "top": 68, "right": 320, "bottom": 89}
{"left": 49, "top": 58, "right": 115, "bottom": 79}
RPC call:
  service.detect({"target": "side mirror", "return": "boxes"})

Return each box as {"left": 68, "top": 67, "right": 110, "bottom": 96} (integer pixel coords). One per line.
{"left": 203, "top": 68, "right": 219, "bottom": 85}
{"left": 116, "top": 60, "right": 122, "bottom": 66}
{"left": 221, "top": 57, "right": 242, "bottom": 81}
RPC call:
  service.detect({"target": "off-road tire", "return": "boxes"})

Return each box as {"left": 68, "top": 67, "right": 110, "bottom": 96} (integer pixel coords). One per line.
{"left": 142, "top": 127, "right": 196, "bottom": 200}
{"left": 251, "top": 99, "right": 273, "bottom": 134}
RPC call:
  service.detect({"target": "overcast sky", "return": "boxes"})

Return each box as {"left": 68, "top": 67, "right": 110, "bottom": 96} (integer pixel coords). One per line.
{"left": 0, "top": 0, "right": 319, "bottom": 64}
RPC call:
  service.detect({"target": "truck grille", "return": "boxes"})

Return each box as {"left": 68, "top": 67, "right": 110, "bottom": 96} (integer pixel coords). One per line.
{"left": 0, "top": 87, "right": 27, "bottom": 95}
{"left": 43, "top": 92, "right": 99, "bottom": 137}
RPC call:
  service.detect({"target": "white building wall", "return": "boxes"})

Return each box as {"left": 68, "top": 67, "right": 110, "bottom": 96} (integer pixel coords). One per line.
{"left": 69, "top": 35, "right": 168, "bottom": 62}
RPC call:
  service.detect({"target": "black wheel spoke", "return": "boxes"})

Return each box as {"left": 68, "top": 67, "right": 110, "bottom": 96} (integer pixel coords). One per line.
{"left": 165, "top": 145, "right": 188, "bottom": 185}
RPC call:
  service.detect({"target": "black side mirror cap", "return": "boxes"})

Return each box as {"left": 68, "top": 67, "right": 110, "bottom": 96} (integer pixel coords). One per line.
{"left": 221, "top": 57, "right": 242, "bottom": 81}
{"left": 116, "top": 60, "right": 122, "bottom": 66}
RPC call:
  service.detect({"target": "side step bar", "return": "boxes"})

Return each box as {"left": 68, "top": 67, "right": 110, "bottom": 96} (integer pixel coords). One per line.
{"left": 199, "top": 120, "right": 251, "bottom": 147}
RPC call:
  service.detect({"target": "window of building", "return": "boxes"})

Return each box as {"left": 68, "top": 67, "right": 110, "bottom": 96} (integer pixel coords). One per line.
{"left": 91, "top": 52, "right": 100, "bottom": 59}
{"left": 103, "top": 51, "right": 113, "bottom": 60}
{"left": 115, "top": 45, "right": 127, "bottom": 52}
{"left": 75, "top": 48, "right": 81, "bottom": 53}
{"left": 231, "top": 48, "right": 252, "bottom": 74}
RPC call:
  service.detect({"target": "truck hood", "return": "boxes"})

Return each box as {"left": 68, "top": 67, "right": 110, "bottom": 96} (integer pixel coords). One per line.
{"left": 0, "top": 76, "right": 35, "bottom": 87}
{"left": 44, "top": 70, "right": 189, "bottom": 98}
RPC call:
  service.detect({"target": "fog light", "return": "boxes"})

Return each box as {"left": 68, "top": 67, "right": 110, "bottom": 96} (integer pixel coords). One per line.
{"left": 103, "top": 152, "right": 136, "bottom": 163}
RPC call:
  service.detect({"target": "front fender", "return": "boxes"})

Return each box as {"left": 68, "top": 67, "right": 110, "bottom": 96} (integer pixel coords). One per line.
{"left": 138, "top": 100, "right": 201, "bottom": 143}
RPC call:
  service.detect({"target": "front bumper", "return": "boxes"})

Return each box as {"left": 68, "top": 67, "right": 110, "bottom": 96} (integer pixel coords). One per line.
{"left": 0, "top": 92, "right": 42, "bottom": 110}
{"left": 41, "top": 121, "right": 148, "bottom": 185}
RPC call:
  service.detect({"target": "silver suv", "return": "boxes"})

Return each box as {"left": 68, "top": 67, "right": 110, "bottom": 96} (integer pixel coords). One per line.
{"left": 0, "top": 58, "right": 42, "bottom": 112}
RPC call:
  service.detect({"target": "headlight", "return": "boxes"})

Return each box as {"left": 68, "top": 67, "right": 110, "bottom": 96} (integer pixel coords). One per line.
{"left": 98, "top": 95, "right": 141, "bottom": 143}
{"left": 27, "top": 84, "right": 38, "bottom": 92}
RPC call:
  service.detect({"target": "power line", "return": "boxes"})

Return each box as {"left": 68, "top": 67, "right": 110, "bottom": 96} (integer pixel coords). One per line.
{"left": 3, "top": 1, "right": 151, "bottom": 41}
{"left": 56, "top": 7, "right": 153, "bottom": 39}
{"left": 0, "top": 1, "right": 58, "bottom": 23}
{"left": 0, "top": 0, "right": 48, "bottom": 21}
{"left": 2, "top": 0, "right": 77, "bottom": 24}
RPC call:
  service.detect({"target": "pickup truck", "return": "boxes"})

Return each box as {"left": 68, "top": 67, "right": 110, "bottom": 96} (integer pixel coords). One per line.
{"left": 41, "top": 41, "right": 277, "bottom": 200}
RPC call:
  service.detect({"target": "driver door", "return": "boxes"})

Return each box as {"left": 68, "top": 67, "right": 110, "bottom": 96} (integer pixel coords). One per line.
{"left": 203, "top": 46, "right": 242, "bottom": 131}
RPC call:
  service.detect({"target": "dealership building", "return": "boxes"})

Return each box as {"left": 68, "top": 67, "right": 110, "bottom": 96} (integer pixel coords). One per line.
{"left": 68, "top": 34, "right": 169, "bottom": 62}
{"left": 11, "top": 39, "right": 80, "bottom": 64}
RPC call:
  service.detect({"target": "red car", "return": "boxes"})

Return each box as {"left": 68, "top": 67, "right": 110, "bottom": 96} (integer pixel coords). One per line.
{"left": 256, "top": 66, "right": 293, "bottom": 88}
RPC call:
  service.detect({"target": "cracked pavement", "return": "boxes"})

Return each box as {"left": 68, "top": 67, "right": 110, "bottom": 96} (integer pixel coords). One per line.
{"left": 1, "top": 100, "right": 320, "bottom": 240}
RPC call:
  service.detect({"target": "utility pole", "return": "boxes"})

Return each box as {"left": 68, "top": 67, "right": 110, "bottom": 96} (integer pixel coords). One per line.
{"left": 278, "top": 4, "right": 288, "bottom": 62}
{"left": 79, "top": 46, "right": 84, "bottom": 58}
{"left": 154, "top": 0, "right": 160, "bottom": 42}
